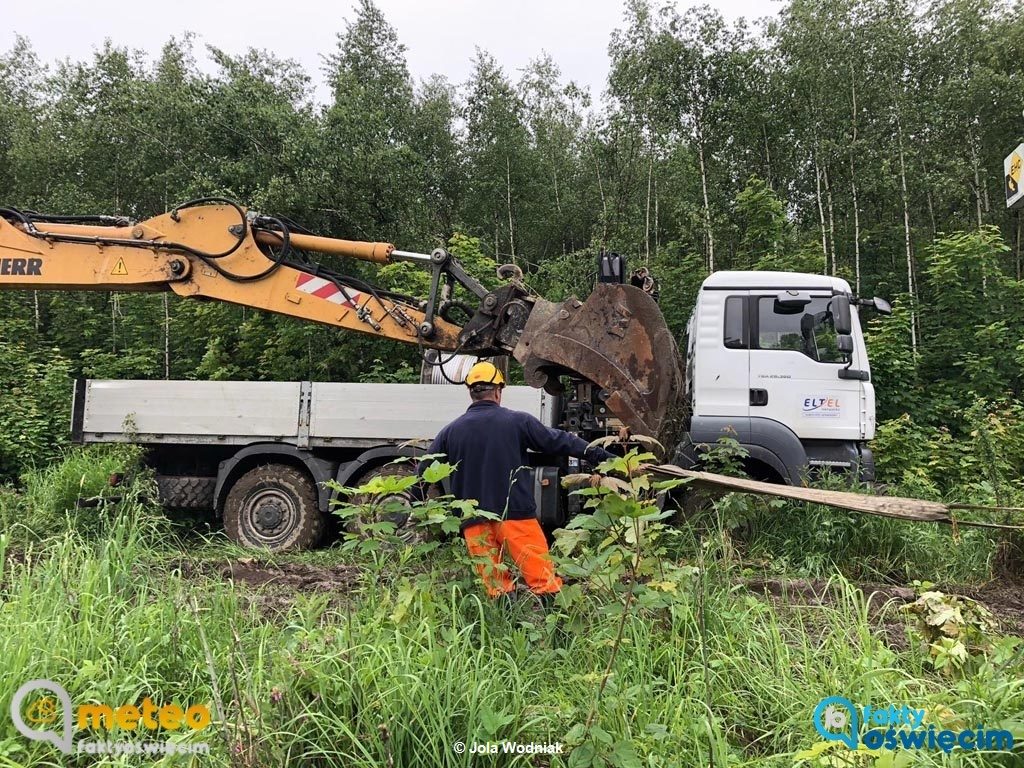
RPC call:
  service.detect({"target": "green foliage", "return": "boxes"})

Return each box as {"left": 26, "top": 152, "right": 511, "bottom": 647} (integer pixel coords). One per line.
{"left": 0, "top": 444, "right": 155, "bottom": 542}
{"left": 648, "top": 245, "right": 706, "bottom": 339}
{"left": 0, "top": 0, "right": 1022, "bottom": 487}
{"left": 0, "top": 342, "right": 72, "bottom": 481}
{"left": 532, "top": 250, "right": 598, "bottom": 303}
{"left": 734, "top": 175, "right": 788, "bottom": 267}
{"left": 903, "top": 588, "right": 1000, "bottom": 675}
{"left": 873, "top": 396, "right": 1024, "bottom": 509}
{"left": 557, "top": 451, "right": 696, "bottom": 765}
{"left": 357, "top": 358, "right": 417, "bottom": 384}
{"left": 558, "top": 450, "right": 688, "bottom": 601}
{"left": 328, "top": 457, "right": 490, "bottom": 555}
{"left": 755, "top": 239, "right": 827, "bottom": 276}
{"left": 863, "top": 298, "right": 919, "bottom": 421}
{"left": 0, "top": 427, "right": 1022, "bottom": 766}
{"left": 698, "top": 434, "right": 749, "bottom": 477}
{"left": 446, "top": 232, "right": 501, "bottom": 291}
{"left": 2, "top": 4, "right": 1024, "bottom": 764}
{"left": 79, "top": 346, "right": 160, "bottom": 379}
{"left": 918, "top": 228, "right": 1019, "bottom": 411}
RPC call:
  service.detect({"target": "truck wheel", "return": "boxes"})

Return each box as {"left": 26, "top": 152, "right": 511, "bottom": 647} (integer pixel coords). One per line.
{"left": 347, "top": 464, "right": 430, "bottom": 543}
{"left": 223, "top": 464, "right": 323, "bottom": 551}
{"left": 156, "top": 475, "right": 216, "bottom": 510}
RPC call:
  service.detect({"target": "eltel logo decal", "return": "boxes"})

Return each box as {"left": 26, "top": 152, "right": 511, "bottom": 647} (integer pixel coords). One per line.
{"left": 802, "top": 396, "right": 841, "bottom": 419}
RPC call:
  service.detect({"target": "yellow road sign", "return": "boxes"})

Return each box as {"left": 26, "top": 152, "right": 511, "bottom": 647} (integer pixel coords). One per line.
{"left": 1006, "top": 143, "right": 1024, "bottom": 209}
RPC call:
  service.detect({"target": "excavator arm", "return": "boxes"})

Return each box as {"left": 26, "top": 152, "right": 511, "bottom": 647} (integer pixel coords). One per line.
{"left": 0, "top": 199, "right": 683, "bottom": 437}
{"left": 0, "top": 199, "right": 472, "bottom": 349}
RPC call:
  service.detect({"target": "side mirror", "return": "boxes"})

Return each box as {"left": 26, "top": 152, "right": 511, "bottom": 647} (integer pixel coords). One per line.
{"left": 872, "top": 297, "right": 892, "bottom": 315}
{"left": 837, "top": 334, "right": 854, "bottom": 354}
{"left": 833, "top": 295, "right": 853, "bottom": 335}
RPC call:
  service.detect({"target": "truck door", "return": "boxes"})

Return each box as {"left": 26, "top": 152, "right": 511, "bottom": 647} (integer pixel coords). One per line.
{"left": 747, "top": 293, "right": 864, "bottom": 441}
{"left": 691, "top": 291, "right": 750, "bottom": 421}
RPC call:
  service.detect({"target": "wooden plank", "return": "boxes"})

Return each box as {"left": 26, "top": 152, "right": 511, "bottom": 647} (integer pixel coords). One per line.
{"left": 645, "top": 464, "right": 1024, "bottom": 531}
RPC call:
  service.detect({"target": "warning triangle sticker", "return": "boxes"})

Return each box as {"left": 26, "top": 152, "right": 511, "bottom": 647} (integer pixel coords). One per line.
{"left": 110, "top": 258, "right": 128, "bottom": 276}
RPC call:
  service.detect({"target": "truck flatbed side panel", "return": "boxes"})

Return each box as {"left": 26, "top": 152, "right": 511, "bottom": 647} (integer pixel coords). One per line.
{"left": 308, "top": 383, "right": 551, "bottom": 442}
{"left": 82, "top": 380, "right": 302, "bottom": 441}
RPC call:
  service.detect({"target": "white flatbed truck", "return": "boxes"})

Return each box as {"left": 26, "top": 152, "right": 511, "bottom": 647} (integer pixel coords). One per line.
{"left": 71, "top": 270, "right": 889, "bottom": 551}
{"left": 72, "top": 380, "right": 560, "bottom": 550}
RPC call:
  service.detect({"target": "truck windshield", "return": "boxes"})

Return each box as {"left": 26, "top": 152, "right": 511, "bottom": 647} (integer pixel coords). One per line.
{"left": 756, "top": 296, "right": 844, "bottom": 363}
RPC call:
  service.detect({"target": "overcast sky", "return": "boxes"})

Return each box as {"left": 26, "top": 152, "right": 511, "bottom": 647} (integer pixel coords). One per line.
{"left": 1, "top": 0, "right": 779, "bottom": 102}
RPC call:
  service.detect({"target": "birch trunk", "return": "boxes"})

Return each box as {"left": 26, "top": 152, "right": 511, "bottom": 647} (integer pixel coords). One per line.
{"left": 111, "top": 295, "right": 119, "bottom": 353}
{"left": 972, "top": 151, "right": 984, "bottom": 228}
{"left": 697, "top": 139, "right": 714, "bottom": 272}
{"left": 651, "top": 179, "right": 659, "bottom": 264}
{"left": 589, "top": 141, "right": 608, "bottom": 245}
{"left": 813, "top": 152, "right": 828, "bottom": 271}
{"left": 922, "top": 156, "right": 937, "bottom": 241}
{"left": 969, "top": 132, "right": 987, "bottom": 292}
{"left": 551, "top": 151, "right": 562, "bottom": 218}
{"left": 823, "top": 163, "right": 837, "bottom": 275}
{"left": 505, "top": 156, "right": 515, "bottom": 263}
{"left": 645, "top": 155, "right": 653, "bottom": 266}
{"left": 895, "top": 108, "right": 918, "bottom": 355}
{"left": 849, "top": 70, "right": 862, "bottom": 294}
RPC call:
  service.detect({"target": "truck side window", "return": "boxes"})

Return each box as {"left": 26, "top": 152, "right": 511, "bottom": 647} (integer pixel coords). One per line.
{"left": 723, "top": 296, "right": 746, "bottom": 349}
{"left": 756, "top": 296, "right": 844, "bottom": 363}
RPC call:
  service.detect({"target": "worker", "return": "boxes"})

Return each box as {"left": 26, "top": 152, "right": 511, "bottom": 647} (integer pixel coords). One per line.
{"left": 425, "top": 361, "right": 615, "bottom": 602}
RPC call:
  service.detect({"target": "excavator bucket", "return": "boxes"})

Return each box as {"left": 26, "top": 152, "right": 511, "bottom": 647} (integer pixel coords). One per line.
{"left": 513, "top": 283, "right": 685, "bottom": 441}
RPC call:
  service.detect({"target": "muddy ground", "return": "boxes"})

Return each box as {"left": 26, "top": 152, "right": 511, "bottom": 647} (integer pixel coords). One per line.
{"left": 744, "top": 576, "right": 1024, "bottom": 634}
{"left": 744, "top": 576, "right": 1024, "bottom": 653}
{"left": 172, "top": 557, "right": 364, "bottom": 615}
{"left": 169, "top": 555, "right": 1024, "bottom": 640}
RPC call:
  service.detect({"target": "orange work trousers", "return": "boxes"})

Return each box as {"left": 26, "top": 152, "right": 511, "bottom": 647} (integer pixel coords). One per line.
{"left": 462, "top": 519, "right": 563, "bottom": 597}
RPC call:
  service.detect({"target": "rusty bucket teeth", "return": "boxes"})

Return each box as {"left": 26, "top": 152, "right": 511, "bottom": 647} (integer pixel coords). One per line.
{"left": 512, "top": 283, "right": 684, "bottom": 440}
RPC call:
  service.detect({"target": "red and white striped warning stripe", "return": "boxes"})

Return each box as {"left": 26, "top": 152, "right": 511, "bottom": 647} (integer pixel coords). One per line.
{"left": 294, "top": 273, "right": 361, "bottom": 308}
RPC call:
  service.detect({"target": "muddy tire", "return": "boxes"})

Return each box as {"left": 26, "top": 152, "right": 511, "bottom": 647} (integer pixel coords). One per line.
{"left": 156, "top": 475, "right": 216, "bottom": 510}
{"left": 347, "top": 463, "right": 430, "bottom": 544}
{"left": 223, "top": 464, "right": 323, "bottom": 552}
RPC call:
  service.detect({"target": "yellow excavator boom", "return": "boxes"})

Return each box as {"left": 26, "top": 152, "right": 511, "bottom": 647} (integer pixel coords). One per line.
{"left": 0, "top": 200, "right": 463, "bottom": 349}
{"left": 0, "top": 198, "right": 684, "bottom": 438}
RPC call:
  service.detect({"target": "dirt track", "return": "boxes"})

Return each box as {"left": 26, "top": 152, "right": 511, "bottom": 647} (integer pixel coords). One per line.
{"left": 744, "top": 577, "right": 1024, "bottom": 643}
{"left": 171, "top": 557, "right": 363, "bottom": 615}
{"left": 172, "top": 555, "right": 1024, "bottom": 637}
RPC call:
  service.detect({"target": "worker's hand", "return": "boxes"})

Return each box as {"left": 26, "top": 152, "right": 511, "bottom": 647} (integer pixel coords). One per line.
{"left": 584, "top": 445, "right": 617, "bottom": 466}
{"left": 618, "top": 426, "right": 632, "bottom": 444}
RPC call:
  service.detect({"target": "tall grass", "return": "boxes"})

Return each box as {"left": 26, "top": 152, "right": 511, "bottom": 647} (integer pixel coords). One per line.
{"left": 685, "top": 471, "right": 1011, "bottom": 585}
{"left": 0, "top": 445, "right": 157, "bottom": 543}
{"left": 0, "top": 450, "right": 1020, "bottom": 766}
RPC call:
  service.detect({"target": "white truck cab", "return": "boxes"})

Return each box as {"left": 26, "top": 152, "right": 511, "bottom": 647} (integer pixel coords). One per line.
{"left": 677, "top": 271, "right": 880, "bottom": 484}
